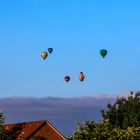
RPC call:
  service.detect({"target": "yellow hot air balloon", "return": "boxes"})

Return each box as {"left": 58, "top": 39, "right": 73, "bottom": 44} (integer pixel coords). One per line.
{"left": 79, "top": 72, "right": 85, "bottom": 81}
{"left": 41, "top": 51, "right": 48, "bottom": 60}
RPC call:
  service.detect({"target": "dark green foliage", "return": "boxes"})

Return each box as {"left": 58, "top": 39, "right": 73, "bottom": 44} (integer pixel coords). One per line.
{"left": 67, "top": 119, "right": 140, "bottom": 140}
{"left": 101, "top": 91, "right": 140, "bottom": 129}
{"left": 0, "top": 111, "right": 23, "bottom": 140}
{"left": 0, "top": 111, "right": 8, "bottom": 140}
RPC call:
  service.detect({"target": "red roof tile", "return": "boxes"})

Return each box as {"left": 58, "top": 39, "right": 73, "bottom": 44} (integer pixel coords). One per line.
{"left": 4, "top": 120, "right": 66, "bottom": 140}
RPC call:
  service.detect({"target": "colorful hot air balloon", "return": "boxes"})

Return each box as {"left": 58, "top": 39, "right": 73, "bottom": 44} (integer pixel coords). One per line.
{"left": 65, "top": 76, "right": 70, "bottom": 83}
{"left": 100, "top": 49, "right": 107, "bottom": 58}
{"left": 48, "top": 48, "right": 53, "bottom": 54}
{"left": 41, "top": 51, "right": 48, "bottom": 60}
{"left": 79, "top": 72, "right": 85, "bottom": 81}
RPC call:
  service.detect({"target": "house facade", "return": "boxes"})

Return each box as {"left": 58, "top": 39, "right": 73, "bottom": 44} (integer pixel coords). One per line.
{"left": 4, "top": 120, "right": 66, "bottom": 140}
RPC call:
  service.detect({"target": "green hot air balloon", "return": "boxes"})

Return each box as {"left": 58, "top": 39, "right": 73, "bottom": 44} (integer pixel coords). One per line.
{"left": 41, "top": 51, "right": 48, "bottom": 60}
{"left": 100, "top": 49, "right": 107, "bottom": 58}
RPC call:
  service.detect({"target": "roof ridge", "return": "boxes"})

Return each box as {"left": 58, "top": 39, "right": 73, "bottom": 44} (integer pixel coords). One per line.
{"left": 4, "top": 119, "right": 48, "bottom": 125}
{"left": 47, "top": 121, "right": 66, "bottom": 140}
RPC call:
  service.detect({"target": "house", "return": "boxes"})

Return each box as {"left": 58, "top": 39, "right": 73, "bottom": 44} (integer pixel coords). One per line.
{"left": 4, "top": 120, "right": 66, "bottom": 140}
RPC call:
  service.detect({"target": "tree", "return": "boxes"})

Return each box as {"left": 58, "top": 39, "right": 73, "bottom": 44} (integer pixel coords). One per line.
{"left": 67, "top": 119, "right": 140, "bottom": 140}
{"left": 101, "top": 91, "right": 140, "bottom": 129}
{"left": 0, "top": 111, "right": 10, "bottom": 140}
{"left": 0, "top": 110, "right": 23, "bottom": 140}
{"left": 67, "top": 91, "right": 140, "bottom": 140}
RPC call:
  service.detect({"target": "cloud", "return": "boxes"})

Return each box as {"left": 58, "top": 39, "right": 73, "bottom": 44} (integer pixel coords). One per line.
{"left": 0, "top": 96, "right": 116, "bottom": 136}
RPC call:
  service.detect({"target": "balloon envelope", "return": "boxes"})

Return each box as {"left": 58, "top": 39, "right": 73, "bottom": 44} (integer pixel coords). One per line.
{"left": 79, "top": 72, "right": 85, "bottom": 81}
{"left": 48, "top": 48, "right": 53, "bottom": 54}
{"left": 100, "top": 49, "right": 107, "bottom": 58}
{"left": 41, "top": 51, "right": 48, "bottom": 60}
{"left": 65, "top": 76, "right": 70, "bottom": 82}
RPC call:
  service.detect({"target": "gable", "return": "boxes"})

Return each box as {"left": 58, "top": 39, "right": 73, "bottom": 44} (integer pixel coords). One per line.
{"left": 4, "top": 120, "right": 66, "bottom": 140}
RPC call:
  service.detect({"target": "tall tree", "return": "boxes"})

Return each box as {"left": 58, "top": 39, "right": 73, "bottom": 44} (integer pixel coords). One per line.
{"left": 101, "top": 91, "right": 140, "bottom": 129}
{"left": 0, "top": 111, "right": 24, "bottom": 140}
{"left": 0, "top": 111, "right": 7, "bottom": 139}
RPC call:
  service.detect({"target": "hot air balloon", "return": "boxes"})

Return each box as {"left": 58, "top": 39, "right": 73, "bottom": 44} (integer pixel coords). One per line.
{"left": 100, "top": 49, "right": 107, "bottom": 58}
{"left": 41, "top": 51, "right": 48, "bottom": 60}
{"left": 48, "top": 48, "right": 53, "bottom": 54}
{"left": 65, "top": 76, "right": 70, "bottom": 83}
{"left": 79, "top": 72, "right": 85, "bottom": 81}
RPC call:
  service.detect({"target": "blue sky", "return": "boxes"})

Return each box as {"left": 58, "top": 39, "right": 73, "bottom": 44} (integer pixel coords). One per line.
{"left": 0, "top": 0, "right": 140, "bottom": 97}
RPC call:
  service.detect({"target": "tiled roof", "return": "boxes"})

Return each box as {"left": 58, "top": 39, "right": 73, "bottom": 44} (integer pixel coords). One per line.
{"left": 4, "top": 120, "right": 66, "bottom": 140}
